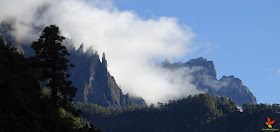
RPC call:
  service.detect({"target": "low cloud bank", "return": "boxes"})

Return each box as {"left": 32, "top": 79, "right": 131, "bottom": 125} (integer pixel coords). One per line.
{"left": 0, "top": 0, "right": 204, "bottom": 104}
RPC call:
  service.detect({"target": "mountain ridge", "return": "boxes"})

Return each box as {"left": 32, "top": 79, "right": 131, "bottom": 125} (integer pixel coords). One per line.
{"left": 160, "top": 57, "right": 257, "bottom": 106}
{"left": 0, "top": 23, "right": 256, "bottom": 107}
{"left": 68, "top": 44, "right": 147, "bottom": 108}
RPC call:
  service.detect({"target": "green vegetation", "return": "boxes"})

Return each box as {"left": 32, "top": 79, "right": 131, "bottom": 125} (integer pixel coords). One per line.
{"left": 77, "top": 94, "right": 280, "bottom": 132}
{"left": 0, "top": 25, "right": 101, "bottom": 132}
{"left": 31, "top": 25, "right": 77, "bottom": 109}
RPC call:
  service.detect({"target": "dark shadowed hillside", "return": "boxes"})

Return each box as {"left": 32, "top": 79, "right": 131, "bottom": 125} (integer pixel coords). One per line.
{"left": 0, "top": 36, "right": 101, "bottom": 132}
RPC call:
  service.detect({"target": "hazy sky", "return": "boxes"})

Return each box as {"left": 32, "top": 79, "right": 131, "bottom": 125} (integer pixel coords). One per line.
{"left": 114, "top": 0, "right": 280, "bottom": 104}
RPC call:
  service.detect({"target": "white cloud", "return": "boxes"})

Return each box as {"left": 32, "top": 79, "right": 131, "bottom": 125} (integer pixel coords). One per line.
{"left": 0, "top": 0, "right": 203, "bottom": 104}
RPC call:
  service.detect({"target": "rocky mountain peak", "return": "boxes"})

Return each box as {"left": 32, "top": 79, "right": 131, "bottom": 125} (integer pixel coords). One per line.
{"left": 77, "top": 43, "right": 84, "bottom": 53}
{"left": 218, "top": 75, "right": 257, "bottom": 105}
{"left": 102, "top": 52, "right": 107, "bottom": 69}
{"left": 68, "top": 45, "right": 146, "bottom": 108}
{"left": 184, "top": 57, "right": 216, "bottom": 79}
{"left": 161, "top": 57, "right": 257, "bottom": 106}
{"left": 221, "top": 75, "right": 242, "bottom": 85}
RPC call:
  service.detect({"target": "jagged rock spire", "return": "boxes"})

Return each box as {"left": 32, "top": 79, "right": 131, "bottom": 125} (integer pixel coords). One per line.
{"left": 77, "top": 44, "right": 84, "bottom": 53}
{"left": 102, "top": 52, "right": 107, "bottom": 68}
{"left": 68, "top": 50, "right": 146, "bottom": 108}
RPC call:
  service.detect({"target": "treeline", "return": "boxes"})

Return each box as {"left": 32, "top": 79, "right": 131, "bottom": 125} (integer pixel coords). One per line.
{"left": 77, "top": 94, "right": 280, "bottom": 132}
{"left": 0, "top": 25, "right": 101, "bottom": 132}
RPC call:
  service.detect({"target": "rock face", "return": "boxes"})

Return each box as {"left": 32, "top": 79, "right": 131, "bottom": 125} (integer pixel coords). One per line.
{"left": 68, "top": 45, "right": 146, "bottom": 108}
{"left": 217, "top": 75, "right": 257, "bottom": 105}
{"left": 161, "top": 57, "right": 257, "bottom": 106}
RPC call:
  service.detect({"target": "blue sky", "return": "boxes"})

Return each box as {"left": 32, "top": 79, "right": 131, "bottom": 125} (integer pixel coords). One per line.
{"left": 113, "top": 0, "right": 280, "bottom": 104}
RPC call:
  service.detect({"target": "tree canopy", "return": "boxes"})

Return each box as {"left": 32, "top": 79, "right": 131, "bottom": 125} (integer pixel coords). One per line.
{"left": 31, "top": 25, "right": 77, "bottom": 108}
{"left": 77, "top": 94, "right": 280, "bottom": 132}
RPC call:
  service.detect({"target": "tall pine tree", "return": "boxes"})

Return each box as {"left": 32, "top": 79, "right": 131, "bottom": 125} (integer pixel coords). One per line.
{"left": 31, "top": 25, "right": 76, "bottom": 108}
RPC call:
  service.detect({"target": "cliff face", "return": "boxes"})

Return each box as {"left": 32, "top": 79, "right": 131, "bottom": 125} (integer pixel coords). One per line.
{"left": 217, "top": 76, "right": 257, "bottom": 105}
{"left": 161, "top": 57, "right": 257, "bottom": 106}
{"left": 68, "top": 45, "right": 146, "bottom": 108}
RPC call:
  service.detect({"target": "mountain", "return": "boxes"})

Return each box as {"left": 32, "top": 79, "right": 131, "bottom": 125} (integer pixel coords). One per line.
{"left": 160, "top": 57, "right": 257, "bottom": 106}
{"left": 68, "top": 44, "right": 146, "bottom": 108}
{"left": 0, "top": 22, "right": 146, "bottom": 108}
{"left": 0, "top": 22, "right": 254, "bottom": 107}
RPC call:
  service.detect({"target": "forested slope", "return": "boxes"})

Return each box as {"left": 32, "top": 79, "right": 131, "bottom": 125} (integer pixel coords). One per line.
{"left": 77, "top": 94, "right": 280, "bottom": 132}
